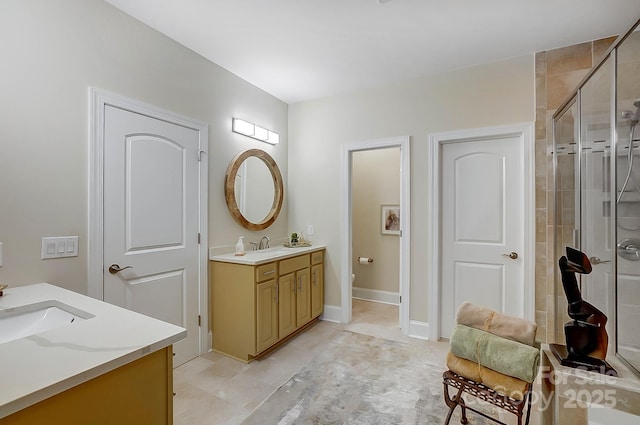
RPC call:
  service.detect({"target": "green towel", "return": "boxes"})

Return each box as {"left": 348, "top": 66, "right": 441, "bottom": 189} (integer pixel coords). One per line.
{"left": 449, "top": 324, "right": 540, "bottom": 383}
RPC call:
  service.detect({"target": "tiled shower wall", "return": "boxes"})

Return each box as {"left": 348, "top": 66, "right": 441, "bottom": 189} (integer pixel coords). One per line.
{"left": 534, "top": 37, "right": 616, "bottom": 343}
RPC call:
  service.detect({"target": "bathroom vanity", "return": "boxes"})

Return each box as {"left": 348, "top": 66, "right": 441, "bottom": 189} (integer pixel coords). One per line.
{"left": 0, "top": 283, "right": 185, "bottom": 425}
{"left": 210, "top": 246, "right": 325, "bottom": 362}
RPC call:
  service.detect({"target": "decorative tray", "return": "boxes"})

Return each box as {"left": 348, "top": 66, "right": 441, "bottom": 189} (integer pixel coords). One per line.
{"left": 283, "top": 241, "right": 312, "bottom": 248}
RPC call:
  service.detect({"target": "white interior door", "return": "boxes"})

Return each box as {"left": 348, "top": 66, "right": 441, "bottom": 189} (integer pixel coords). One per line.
{"left": 440, "top": 135, "right": 525, "bottom": 338}
{"left": 103, "top": 104, "right": 200, "bottom": 366}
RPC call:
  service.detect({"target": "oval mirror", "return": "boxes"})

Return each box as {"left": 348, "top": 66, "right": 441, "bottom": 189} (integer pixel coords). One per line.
{"left": 225, "top": 149, "right": 284, "bottom": 231}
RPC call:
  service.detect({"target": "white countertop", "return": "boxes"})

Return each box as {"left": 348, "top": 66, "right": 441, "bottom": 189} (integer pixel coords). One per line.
{"left": 210, "top": 244, "right": 326, "bottom": 265}
{"left": 0, "top": 283, "right": 186, "bottom": 419}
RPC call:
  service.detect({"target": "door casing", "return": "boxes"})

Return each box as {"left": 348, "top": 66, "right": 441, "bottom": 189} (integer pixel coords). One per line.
{"left": 427, "top": 123, "right": 535, "bottom": 341}
{"left": 88, "top": 87, "right": 209, "bottom": 356}
{"left": 341, "top": 136, "right": 411, "bottom": 335}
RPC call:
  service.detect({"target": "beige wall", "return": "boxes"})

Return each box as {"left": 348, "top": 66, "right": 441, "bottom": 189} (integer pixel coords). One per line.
{"left": 288, "top": 55, "right": 535, "bottom": 323}
{"left": 352, "top": 148, "right": 400, "bottom": 295}
{"left": 0, "top": 0, "right": 288, "bottom": 294}
{"left": 8, "top": 0, "right": 619, "bottom": 339}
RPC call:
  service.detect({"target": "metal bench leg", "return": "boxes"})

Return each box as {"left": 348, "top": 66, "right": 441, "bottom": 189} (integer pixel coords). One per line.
{"left": 522, "top": 391, "right": 532, "bottom": 425}
{"left": 457, "top": 395, "right": 468, "bottom": 424}
{"left": 443, "top": 381, "right": 466, "bottom": 425}
{"left": 444, "top": 381, "right": 470, "bottom": 425}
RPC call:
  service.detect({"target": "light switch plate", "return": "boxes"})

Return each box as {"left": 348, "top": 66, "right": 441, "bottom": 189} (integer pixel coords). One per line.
{"left": 41, "top": 236, "right": 78, "bottom": 259}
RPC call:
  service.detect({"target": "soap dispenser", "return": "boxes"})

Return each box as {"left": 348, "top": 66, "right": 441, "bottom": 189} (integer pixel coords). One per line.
{"left": 235, "top": 236, "right": 245, "bottom": 256}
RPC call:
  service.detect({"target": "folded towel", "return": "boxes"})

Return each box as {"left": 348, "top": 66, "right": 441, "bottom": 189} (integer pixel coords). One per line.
{"left": 456, "top": 302, "right": 537, "bottom": 346}
{"left": 449, "top": 324, "right": 540, "bottom": 383}
{"left": 446, "top": 352, "right": 529, "bottom": 400}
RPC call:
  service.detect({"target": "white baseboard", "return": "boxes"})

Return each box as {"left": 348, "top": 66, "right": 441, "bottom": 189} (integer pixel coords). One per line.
{"left": 352, "top": 287, "right": 400, "bottom": 305}
{"left": 320, "top": 304, "right": 342, "bottom": 323}
{"left": 408, "top": 320, "right": 430, "bottom": 340}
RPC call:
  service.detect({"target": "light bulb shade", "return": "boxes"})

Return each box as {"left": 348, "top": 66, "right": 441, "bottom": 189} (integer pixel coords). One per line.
{"left": 267, "top": 131, "right": 279, "bottom": 145}
{"left": 254, "top": 125, "right": 268, "bottom": 141}
{"left": 232, "top": 118, "right": 279, "bottom": 144}
{"left": 232, "top": 118, "right": 254, "bottom": 136}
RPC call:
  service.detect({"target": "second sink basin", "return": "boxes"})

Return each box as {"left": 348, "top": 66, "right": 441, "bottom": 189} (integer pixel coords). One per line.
{"left": 0, "top": 300, "right": 94, "bottom": 345}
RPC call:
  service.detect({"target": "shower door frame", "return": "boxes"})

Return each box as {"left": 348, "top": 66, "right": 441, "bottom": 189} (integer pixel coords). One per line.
{"left": 552, "top": 17, "right": 640, "bottom": 376}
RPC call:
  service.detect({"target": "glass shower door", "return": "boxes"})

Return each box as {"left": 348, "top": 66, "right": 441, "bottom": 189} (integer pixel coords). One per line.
{"left": 579, "top": 57, "right": 615, "bottom": 352}
{"left": 554, "top": 100, "right": 578, "bottom": 342}
{"left": 616, "top": 27, "right": 640, "bottom": 372}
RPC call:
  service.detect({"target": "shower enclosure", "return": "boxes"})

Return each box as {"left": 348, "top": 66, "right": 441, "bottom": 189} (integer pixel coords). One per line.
{"left": 553, "top": 18, "right": 640, "bottom": 375}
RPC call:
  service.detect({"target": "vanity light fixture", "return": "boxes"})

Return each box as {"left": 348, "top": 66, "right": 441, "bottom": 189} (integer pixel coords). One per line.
{"left": 232, "top": 118, "right": 279, "bottom": 145}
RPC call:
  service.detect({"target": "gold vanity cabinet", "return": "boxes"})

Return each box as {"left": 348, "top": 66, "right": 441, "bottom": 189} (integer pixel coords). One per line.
{"left": 256, "top": 278, "right": 278, "bottom": 353}
{"left": 279, "top": 254, "right": 311, "bottom": 328}
{"left": 278, "top": 271, "right": 297, "bottom": 339}
{"left": 211, "top": 249, "right": 324, "bottom": 362}
{"left": 311, "top": 250, "right": 324, "bottom": 319}
{"left": 211, "top": 260, "right": 278, "bottom": 362}
{"left": 0, "top": 347, "right": 173, "bottom": 425}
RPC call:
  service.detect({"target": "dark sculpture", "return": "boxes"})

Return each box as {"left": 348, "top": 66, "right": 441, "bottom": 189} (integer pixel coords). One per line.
{"left": 550, "top": 247, "right": 617, "bottom": 376}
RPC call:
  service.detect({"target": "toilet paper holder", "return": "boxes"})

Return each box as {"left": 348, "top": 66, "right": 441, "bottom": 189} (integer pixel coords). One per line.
{"left": 358, "top": 257, "right": 374, "bottom": 263}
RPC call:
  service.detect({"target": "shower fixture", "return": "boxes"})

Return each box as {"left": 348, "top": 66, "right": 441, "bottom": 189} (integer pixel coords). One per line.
{"left": 621, "top": 99, "right": 640, "bottom": 124}
{"left": 616, "top": 99, "right": 640, "bottom": 204}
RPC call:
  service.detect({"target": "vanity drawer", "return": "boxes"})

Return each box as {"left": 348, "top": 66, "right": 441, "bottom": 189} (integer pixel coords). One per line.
{"left": 311, "top": 250, "right": 323, "bottom": 265}
{"left": 255, "top": 262, "right": 277, "bottom": 282}
{"left": 279, "top": 254, "right": 310, "bottom": 275}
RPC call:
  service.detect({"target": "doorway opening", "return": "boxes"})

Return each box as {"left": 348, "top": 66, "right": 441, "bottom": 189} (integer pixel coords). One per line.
{"left": 341, "top": 136, "right": 410, "bottom": 336}
{"left": 348, "top": 148, "right": 402, "bottom": 339}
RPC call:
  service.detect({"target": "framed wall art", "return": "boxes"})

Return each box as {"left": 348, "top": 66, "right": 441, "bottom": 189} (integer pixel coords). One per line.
{"left": 381, "top": 204, "right": 400, "bottom": 235}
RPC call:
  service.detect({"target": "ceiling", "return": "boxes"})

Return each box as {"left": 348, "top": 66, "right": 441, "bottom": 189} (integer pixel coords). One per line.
{"left": 105, "top": 0, "right": 640, "bottom": 104}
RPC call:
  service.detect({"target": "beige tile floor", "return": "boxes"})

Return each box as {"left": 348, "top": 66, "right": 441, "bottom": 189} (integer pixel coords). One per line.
{"left": 173, "top": 299, "right": 540, "bottom": 425}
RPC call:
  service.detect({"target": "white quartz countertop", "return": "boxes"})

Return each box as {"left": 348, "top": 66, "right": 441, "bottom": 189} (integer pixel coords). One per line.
{"left": 210, "top": 244, "right": 326, "bottom": 265}
{"left": 0, "top": 283, "right": 186, "bottom": 419}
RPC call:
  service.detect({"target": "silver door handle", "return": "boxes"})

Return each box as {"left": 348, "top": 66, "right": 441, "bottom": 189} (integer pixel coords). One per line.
{"left": 589, "top": 256, "right": 610, "bottom": 265}
{"left": 618, "top": 238, "right": 640, "bottom": 261}
{"left": 502, "top": 252, "right": 518, "bottom": 260}
{"left": 108, "top": 264, "right": 133, "bottom": 274}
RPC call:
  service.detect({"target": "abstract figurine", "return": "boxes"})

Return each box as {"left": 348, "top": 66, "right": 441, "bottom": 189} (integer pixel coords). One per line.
{"left": 550, "top": 247, "right": 617, "bottom": 376}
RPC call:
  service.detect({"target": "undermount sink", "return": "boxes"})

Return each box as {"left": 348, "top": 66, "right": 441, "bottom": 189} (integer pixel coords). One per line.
{"left": 0, "top": 300, "right": 94, "bottom": 345}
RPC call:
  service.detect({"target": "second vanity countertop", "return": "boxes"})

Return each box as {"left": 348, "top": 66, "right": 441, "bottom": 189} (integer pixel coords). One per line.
{"left": 0, "top": 283, "right": 186, "bottom": 419}
{"left": 210, "top": 244, "right": 326, "bottom": 265}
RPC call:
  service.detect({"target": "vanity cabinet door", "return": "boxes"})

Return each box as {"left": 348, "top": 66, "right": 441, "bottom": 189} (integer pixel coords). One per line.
{"left": 311, "top": 263, "right": 324, "bottom": 318}
{"left": 278, "top": 273, "right": 297, "bottom": 339}
{"left": 295, "top": 268, "right": 311, "bottom": 327}
{"left": 256, "top": 279, "right": 278, "bottom": 353}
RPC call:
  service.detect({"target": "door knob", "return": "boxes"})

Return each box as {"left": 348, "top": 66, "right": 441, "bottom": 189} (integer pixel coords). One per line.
{"left": 589, "top": 256, "right": 611, "bottom": 265}
{"left": 108, "top": 264, "right": 133, "bottom": 274}
{"left": 502, "top": 252, "right": 518, "bottom": 260}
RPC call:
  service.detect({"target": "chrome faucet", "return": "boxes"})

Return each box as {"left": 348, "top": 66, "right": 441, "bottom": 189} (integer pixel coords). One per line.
{"left": 258, "top": 236, "right": 270, "bottom": 250}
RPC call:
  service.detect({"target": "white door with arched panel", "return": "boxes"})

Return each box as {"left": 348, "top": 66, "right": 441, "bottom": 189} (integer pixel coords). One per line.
{"left": 440, "top": 135, "right": 526, "bottom": 338}
{"left": 102, "top": 104, "right": 201, "bottom": 367}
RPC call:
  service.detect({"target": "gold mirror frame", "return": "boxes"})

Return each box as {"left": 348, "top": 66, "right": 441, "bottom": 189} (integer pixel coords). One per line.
{"left": 224, "top": 149, "right": 284, "bottom": 231}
